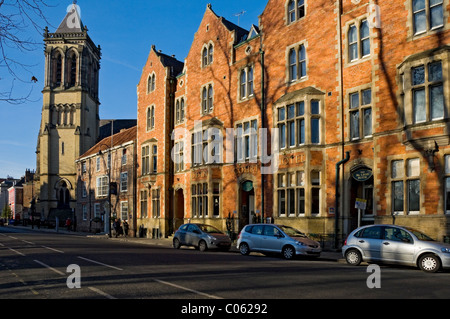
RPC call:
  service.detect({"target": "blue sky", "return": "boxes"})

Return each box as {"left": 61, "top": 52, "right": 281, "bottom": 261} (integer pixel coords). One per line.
{"left": 0, "top": 0, "right": 268, "bottom": 178}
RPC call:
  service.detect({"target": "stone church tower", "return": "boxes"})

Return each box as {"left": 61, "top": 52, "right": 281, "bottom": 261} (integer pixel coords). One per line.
{"left": 35, "top": 3, "right": 101, "bottom": 221}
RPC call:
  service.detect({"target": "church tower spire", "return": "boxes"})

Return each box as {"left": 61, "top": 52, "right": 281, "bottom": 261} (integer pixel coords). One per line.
{"left": 36, "top": 2, "right": 101, "bottom": 221}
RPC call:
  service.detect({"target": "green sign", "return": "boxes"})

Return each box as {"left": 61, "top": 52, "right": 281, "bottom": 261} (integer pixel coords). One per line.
{"left": 352, "top": 169, "right": 373, "bottom": 182}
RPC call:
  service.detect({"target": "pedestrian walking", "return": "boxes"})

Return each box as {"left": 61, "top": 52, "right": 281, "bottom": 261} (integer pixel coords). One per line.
{"left": 65, "top": 218, "right": 72, "bottom": 231}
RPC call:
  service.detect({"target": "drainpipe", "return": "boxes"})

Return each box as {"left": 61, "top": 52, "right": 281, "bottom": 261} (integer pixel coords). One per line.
{"left": 260, "top": 47, "right": 265, "bottom": 224}
{"left": 335, "top": 151, "right": 350, "bottom": 249}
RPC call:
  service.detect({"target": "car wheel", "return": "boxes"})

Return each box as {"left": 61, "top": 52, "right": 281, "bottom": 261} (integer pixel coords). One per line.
{"left": 419, "top": 254, "right": 441, "bottom": 273}
{"left": 239, "top": 243, "right": 250, "bottom": 256}
{"left": 345, "top": 249, "right": 362, "bottom": 266}
{"left": 173, "top": 238, "right": 181, "bottom": 249}
{"left": 282, "top": 245, "right": 295, "bottom": 260}
{"left": 198, "top": 240, "right": 208, "bottom": 252}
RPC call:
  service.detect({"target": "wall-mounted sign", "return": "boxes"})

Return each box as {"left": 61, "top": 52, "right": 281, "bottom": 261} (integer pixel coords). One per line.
{"left": 352, "top": 168, "right": 373, "bottom": 182}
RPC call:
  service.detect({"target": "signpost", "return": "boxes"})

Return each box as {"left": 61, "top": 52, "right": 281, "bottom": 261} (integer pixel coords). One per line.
{"left": 355, "top": 198, "right": 367, "bottom": 228}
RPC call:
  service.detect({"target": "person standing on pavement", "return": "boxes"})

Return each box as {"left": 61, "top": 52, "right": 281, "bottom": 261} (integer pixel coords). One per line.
{"left": 122, "top": 220, "right": 129, "bottom": 237}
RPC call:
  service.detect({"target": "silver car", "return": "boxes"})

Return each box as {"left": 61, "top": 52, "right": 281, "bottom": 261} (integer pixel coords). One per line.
{"left": 173, "top": 223, "right": 231, "bottom": 252}
{"left": 237, "top": 224, "right": 322, "bottom": 260}
{"left": 343, "top": 224, "right": 450, "bottom": 273}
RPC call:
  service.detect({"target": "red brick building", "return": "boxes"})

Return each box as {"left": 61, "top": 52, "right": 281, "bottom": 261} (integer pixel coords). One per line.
{"left": 137, "top": 1, "right": 450, "bottom": 245}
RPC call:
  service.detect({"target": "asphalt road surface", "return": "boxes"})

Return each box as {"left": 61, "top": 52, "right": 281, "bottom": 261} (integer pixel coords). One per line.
{"left": 1, "top": 226, "right": 449, "bottom": 305}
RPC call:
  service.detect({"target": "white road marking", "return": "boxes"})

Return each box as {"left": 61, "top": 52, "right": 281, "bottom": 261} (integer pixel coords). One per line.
{"left": 154, "top": 279, "right": 223, "bottom": 299}
{"left": 8, "top": 248, "right": 25, "bottom": 256}
{"left": 34, "top": 260, "right": 65, "bottom": 276}
{"left": 77, "top": 256, "right": 123, "bottom": 271}
{"left": 88, "top": 287, "right": 117, "bottom": 299}
{"left": 42, "top": 246, "right": 64, "bottom": 254}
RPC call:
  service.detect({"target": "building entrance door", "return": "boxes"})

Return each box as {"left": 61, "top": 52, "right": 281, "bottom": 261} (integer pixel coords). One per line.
{"left": 239, "top": 181, "right": 255, "bottom": 232}
{"left": 350, "top": 169, "right": 374, "bottom": 232}
{"left": 174, "top": 189, "right": 184, "bottom": 232}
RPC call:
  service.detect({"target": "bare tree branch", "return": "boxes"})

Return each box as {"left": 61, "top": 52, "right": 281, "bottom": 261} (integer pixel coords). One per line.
{"left": 0, "top": 0, "right": 54, "bottom": 104}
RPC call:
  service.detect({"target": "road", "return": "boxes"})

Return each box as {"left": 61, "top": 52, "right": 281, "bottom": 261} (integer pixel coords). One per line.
{"left": 1, "top": 226, "right": 450, "bottom": 304}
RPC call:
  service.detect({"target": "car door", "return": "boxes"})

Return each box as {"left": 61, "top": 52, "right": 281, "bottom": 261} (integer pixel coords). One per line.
{"left": 260, "top": 225, "right": 284, "bottom": 252}
{"left": 381, "top": 226, "right": 415, "bottom": 264}
{"left": 248, "top": 225, "right": 264, "bottom": 251}
{"left": 185, "top": 224, "right": 200, "bottom": 247}
{"left": 177, "top": 224, "right": 188, "bottom": 245}
{"left": 357, "top": 226, "right": 383, "bottom": 261}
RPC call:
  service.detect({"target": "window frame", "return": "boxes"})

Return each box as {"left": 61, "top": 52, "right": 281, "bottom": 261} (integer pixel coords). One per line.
{"left": 202, "top": 43, "right": 214, "bottom": 67}
{"left": 349, "top": 87, "right": 373, "bottom": 141}
{"left": 96, "top": 175, "right": 109, "bottom": 198}
{"left": 391, "top": 158, "right": 421, "bottom": 215}
{"left": 413, "top": 0, "right": 444, "bottom": 36}
{"left": 347, "top": 19, "right": 371, "bottom": 63}
{"left": 276, "top": 171, "right": 308, "bottom": 217}
{"left": 399, "top": 55, "right": 446, "bottom": 126}
{"left": 239, "top": 65, "right": 255, "bottom": 100}
{"left": 277, "top": 99, "right": 321, "bottom": 148}
{"left": 287, "top": 0, "right": 306, "bottom": 25}
{"left": 288, "top": 44, "right": 307, "bottom": 83}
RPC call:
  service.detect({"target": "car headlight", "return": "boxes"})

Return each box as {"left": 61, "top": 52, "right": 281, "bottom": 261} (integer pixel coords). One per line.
{"left": 295, "top": 241, "right": 306, "bottom": 246}
{"left": 207, "top": 235, "right": 217, "bottom": 241}
{"left": 441, "top": 247, "right": 450, "bottom": 253}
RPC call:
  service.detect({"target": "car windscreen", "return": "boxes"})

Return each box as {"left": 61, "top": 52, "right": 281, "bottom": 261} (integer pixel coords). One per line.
{"left": 198, "top": 224, "right": 223, "bottom": 234}
{"left": 279, "top": 225, "right": 307, "bottom": 238}
{"left": 406, "top": 228, "right": 435, "bottom": 241}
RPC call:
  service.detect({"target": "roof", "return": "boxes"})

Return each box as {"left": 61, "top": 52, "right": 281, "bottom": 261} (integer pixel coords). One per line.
{"left": 152, "top": 46, "right": 185, "bottom": 77}
{"left": 55, "top": 2, "right": 84, "bottom": 33}
{"left": 79, "top": 126, "right": 137, "bottom": 160}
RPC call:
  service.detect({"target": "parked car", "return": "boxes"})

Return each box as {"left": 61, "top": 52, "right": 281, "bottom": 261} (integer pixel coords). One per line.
{"left": 343, "top": 224, "right": 450, "bottom": 273}
{"left": 237, "top": 224, "right": 322, "bottom": 260}
{"left": 173, "top": 223, "right": 232, "bottom": 252}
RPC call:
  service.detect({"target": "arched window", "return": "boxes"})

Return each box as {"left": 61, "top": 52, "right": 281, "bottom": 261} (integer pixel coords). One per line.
{"left": 52, "top": 51, "right": 63, "bottom": 87}
{"left": 240, "top": 69, "right": 247, "bottom": 99}
{"left": 176, "top": 100, "right": 180, "bottom": 124}
{"left": 288, "top": 0, "right": 296, "bottom": 23}
{"left": 289, "top": 49, "right": 297, "bottom": 81}
{"left": 180, "top": 98, "right": 185, "bottom": 122}
{"left": 208, "top": 85, "right": 214, "bottom": 112}
{"left": 147, "top": 106, "right": 155, "bottom": 130}
{"left": 202, "top": 87, "right": 208, "bottom": 113}
{"left": 208, "top": 44, "right": 214, "bottom": 64}
{"left": 298, "top": 45, "right": 306, "bottom": 78}
{"left": 68, "top": 52, "right": 77, "bottom": 87}
{"left": 148, "top": 74, "right": 156, "bottom": 93}
{"left": 240, "top": 66, "right": 254, "bottom": 100}
{"left": 202, "top": 44, "right": 214, "bottom": 67}
{"left": 288, "top": 0, "right": 305, "bottom": 24}
{"left": 203, "top": 47, "right": 208, "bottom": 67}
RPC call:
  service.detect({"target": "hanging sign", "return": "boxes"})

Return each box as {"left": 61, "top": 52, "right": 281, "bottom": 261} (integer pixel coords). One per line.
{"left": 352, "top": 168, "right": 373, "bottom": 182}
{"left": 242, "top": 181, "right": 254, "bottom": 192}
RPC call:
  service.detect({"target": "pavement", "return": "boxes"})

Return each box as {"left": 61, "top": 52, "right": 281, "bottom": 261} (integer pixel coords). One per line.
{"left": 2, "top": 224, "right": 345, "bottom": 262}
